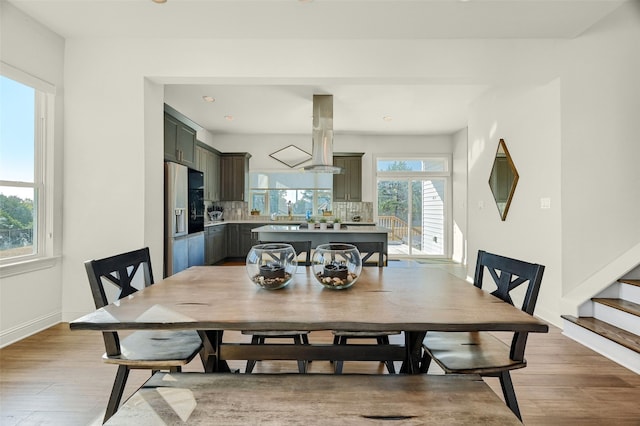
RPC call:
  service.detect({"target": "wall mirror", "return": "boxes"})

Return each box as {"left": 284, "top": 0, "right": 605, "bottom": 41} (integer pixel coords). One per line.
{"left": 489, "top": 139, "right": 519, "bottom": 221}
{"left": 270, "top": 144, "right": 312, "bottom": 168}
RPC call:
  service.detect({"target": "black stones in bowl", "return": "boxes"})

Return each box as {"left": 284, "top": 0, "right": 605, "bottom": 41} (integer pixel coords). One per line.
{"left": 323, "top": 263, "right": 348, "bottom": 280}
{"left": 259, "top": 263, "right": 285, "bottom": 279}
{"left": 246, "top": 244, "right": 297, "bottom": 290}
{"left": 312, "top": 243, "right": 362, "bottom": 290}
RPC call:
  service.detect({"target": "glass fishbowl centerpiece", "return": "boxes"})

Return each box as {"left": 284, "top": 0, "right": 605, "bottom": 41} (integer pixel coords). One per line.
{"left": 311, "top": 243, "right": 362, "bottom": 290}
{"left": 246, "top": 243, "right": 298, "bottom": 290}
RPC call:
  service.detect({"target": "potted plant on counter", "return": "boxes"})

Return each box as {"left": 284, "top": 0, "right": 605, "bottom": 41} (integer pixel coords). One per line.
{"left": 319, "top": 218, "right": 328, "bottom": 230}
{"left": 333, "top": 218, "right": 341, "bottom": 230}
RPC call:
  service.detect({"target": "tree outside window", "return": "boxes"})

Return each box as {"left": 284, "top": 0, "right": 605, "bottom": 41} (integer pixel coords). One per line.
{"left": 0, "top": 74, "right": 45, "bottom": 261}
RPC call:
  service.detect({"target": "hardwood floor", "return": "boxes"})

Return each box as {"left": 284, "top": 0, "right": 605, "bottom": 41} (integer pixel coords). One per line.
{"left": 2, "top": 261, "right": 639, "bottom": 425}
{"left": 2, "top": 324, "right": 639, "bottom": 425}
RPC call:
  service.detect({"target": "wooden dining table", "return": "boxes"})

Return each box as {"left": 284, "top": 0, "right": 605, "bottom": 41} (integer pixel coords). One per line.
{"left": 70, "top": 265, "right": 548, "bottom": 374}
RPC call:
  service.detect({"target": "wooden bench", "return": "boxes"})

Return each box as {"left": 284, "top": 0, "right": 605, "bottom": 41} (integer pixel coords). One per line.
{"left": 105, "top": 372, "right": 521, "bottom": 425}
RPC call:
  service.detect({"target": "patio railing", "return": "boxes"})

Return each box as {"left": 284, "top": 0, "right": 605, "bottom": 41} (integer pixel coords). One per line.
{"left": 378, "top": 216, "right": 422, "bottom": 246}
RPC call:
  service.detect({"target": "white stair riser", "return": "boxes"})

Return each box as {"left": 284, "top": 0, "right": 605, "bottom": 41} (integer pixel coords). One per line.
{"left": 593, "top": 303, "right": 640, "bottom": 336}
{"left": 562, "top": 320, "right": 640, "bottom": 375}
{"left": 620, "top": 283, "right": 640, "bottom": 305}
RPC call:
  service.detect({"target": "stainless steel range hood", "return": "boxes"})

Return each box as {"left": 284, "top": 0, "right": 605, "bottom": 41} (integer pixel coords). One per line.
{"left": 304, "top": 95, "right": 343, "bottom": 174}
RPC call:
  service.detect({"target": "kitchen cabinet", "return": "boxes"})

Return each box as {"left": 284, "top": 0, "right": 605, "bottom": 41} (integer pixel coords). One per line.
{"left": 196, "top": 144, "right": 221, "bottom": 201}
{"left": 333, "top": 154, "right": 363, "bottom": 202}
{"left": 220, "top": 153, "right": 251, "bottom": 201}
{"left": 164, "top": 112, "right": 196, "bottom": 167}
{"left": 226, "top": 224, "right": 241, "bottom": 258}
{"left": 226, "top": 223, "right": 262, "bottom": 258}
{"left": 205, "top": 225, "right": 227, "bottom": 265}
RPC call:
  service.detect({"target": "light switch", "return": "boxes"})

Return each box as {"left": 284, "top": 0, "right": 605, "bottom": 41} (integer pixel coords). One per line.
{"left": 540, "top": 198, "right": 551, "bottom": 209}
{"left": 478, "top": 200, "right": 484, "bottom": 209}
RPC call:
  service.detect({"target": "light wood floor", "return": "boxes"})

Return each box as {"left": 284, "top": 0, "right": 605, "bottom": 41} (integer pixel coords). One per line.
{"left": 2, "top": 262, "right": 639, "bottom": 425}
{"left": 2, "top": 325, "right": 639, "bottom": 425}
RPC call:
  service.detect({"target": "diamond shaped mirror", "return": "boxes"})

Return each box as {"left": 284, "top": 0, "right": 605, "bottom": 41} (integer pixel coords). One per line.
{"left": 269, "top": 145, "right": 312, "bottom": 168}
{"left": 489, "top": 139, "right": 519, "bottom": 221}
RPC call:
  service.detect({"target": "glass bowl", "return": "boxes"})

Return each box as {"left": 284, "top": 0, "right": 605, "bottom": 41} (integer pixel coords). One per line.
{"left": 246, "top": 243, "right": 298, "bottom": 290}
{"left": 311, "top": 243, "right": 362, "bottom": 289}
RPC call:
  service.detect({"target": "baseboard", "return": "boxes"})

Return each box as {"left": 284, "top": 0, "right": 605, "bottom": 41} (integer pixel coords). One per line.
{"left": 0, "top": 311, "right": 62, "bottom": 348}
{"left": 534, "top": 305, "right": 562, "bottom": 329}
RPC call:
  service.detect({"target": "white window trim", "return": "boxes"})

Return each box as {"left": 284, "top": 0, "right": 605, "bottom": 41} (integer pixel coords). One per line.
{"left": 0, "top": 62, "right": 57, "bottom": 274}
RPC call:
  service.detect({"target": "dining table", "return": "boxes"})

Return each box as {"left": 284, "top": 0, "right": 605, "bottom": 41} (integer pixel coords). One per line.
{"left": 70, "top": 265, "right": 548, "bottom": 373}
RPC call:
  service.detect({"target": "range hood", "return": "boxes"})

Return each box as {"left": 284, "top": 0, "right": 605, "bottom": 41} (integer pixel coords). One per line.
{"left": 304, "top": 95, "right": 343, "bottom": 174}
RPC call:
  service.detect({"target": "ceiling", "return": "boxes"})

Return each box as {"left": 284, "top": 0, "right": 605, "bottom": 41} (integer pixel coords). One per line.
{"left": 8, "top": 0, "right": 626, "bottom": 136}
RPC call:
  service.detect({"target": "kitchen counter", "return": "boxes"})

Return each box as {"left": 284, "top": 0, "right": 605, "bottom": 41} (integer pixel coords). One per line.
{"left": 251, "top": 224, "right": 389, "bottom": 252}
{"left": 205, "top": 220, "right": 376, "bottom": 227}
{"left": 251, "top": 225, "right": 389, "bottom": 233}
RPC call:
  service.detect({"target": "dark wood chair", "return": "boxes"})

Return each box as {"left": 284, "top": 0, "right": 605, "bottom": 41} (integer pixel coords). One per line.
{"left": 420, "top": 250, "right": 545, "bottom": 421}
{"left": 350, "top": 241, "right": 386, "bottom": 267}
{"left": 331, "top": 241, "right": 398, "bottom": 374}
{"left": 84, "top": 247, "right": 203, "bottom": 423}
{"left": 242, "top": 241, "right": 313, "bottom": 374}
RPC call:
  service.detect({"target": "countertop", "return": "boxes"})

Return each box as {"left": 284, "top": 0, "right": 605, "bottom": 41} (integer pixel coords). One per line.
{"left": 251, "top": 224, "right": 390, "bottom": 233}
{"left": 205, "top": 220, "right": 376, "bottom": 228}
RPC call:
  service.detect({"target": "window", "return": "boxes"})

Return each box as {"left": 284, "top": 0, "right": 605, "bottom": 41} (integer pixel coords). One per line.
{"left": 0, "top": 66, "right": 54, "bottom": 266}
{"left": 249, "top": 172, "right": 333, "bottom": 218}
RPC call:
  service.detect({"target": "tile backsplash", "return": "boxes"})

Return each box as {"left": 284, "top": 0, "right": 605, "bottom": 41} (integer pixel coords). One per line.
{"left": 207, "top": 200, "right": 374, "bottom": 223}
{"left": 333, "top": 202, "right": 373, "bottom": 223}
{"left": 208, "top": 201, "right": 248, "bottom": 221}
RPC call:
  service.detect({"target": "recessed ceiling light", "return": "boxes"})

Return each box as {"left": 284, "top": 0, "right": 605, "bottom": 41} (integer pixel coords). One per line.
{"left": 152, "top": 0, "right": 167, "bottom": 4}
{"left": 224, "top": 115, "right": 234, "bottom": 121}
{"left": 383, "top": 116, "right": 393, "bottom": 122}
{"left": 202, "top": 96, "right": 215, "bottom": 103}
{"left": 298, "top": 0, "right": 314, "bottom": 3}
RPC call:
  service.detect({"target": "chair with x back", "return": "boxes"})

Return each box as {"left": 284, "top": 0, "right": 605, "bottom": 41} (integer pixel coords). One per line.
{"left": 241, "top": 241, "right": 312, "bottom": 374}
{"left": 85, "top": 247, "right": 203, "bottom": 423}
{"left": 420, "top": 250, "right": 545, "bottom": 421}
{"left": 331, "top": 241, "right": 399, "bottom": 374}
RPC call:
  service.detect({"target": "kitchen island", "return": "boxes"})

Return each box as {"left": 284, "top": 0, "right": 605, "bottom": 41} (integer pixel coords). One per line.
{"left": 252, "top": 224, "right": 390, "bottom": 264}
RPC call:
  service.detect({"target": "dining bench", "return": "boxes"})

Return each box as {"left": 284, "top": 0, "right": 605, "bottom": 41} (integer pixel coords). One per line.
{"left": 104, "top": 372, "right": 521, "bottom": 425}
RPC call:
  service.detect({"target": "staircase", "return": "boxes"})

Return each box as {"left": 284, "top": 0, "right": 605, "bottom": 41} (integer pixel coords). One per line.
{"left": 562, "top": 279, "right": 640, "bottom": 374}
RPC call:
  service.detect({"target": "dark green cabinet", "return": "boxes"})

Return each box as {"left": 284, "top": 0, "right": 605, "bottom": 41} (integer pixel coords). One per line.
{"left": 205, "top": 225, "right": 227, "bottom": 265}
{"left": 164, "top": 112, "right": 196, "bottom": 167}
{"left": 333, "top": 154, "right": 363, "bottom": 202}
{"left": 196, "top": 144, "right": 221, "bottom": 201}
{"left": 226, "top": 223, "right": 262, "bottom": 258}
{"left": 220, "top": 153, "right": 251, "bottom": 201}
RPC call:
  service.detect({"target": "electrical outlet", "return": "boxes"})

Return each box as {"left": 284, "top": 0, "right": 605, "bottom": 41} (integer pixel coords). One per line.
{"left": 540, "top": 198, "right": 551, "bottom": 209}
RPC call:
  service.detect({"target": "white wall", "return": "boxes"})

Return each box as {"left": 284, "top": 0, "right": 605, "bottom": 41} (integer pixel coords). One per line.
{"left": 452, "top": 127, "right": 468, "bottom": 266}
{"left": 58, "top": 36, "right": 555, "bottom": 320}
{"left": 559, "top": 2, "right": 640, "bottom": 294}
{"left": 467, "top": 80, "right": 563, "bottom": 326}
{"left": 5, "top": 0, "right": 637, "bottom": 337}
{"left": 0, "top": 2, "right": 65, "bottom": 346}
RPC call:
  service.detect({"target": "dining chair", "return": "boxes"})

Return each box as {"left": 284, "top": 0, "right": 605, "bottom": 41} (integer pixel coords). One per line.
{"left": 84, "top": 247, "right": 203, "bottom": 423}
{"left": 420, "top": 250, "right": 545, "bottom": 421}
{"left": 331, "top": 241, "right": 399, "bottom": 374}
{"left": 242, "top": 241, "right": 313, "bottom": 374}
{"left": 351, "top": 241, "right": 386, "bottom": 267}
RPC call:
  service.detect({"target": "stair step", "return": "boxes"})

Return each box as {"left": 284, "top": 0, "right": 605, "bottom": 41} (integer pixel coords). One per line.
{"left": 592, "top": 298, "right": 640, "bottom": 318}
{"left": 561, "top": 315, "right": 640, "bottom": 355}
{"left": 619, "top": 279, "right": 640, "bottom": 287}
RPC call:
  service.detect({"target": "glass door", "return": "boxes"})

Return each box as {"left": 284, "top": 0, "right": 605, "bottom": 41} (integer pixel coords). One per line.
{"left": 377, "top": 177, "right": 446, "bottom": 257}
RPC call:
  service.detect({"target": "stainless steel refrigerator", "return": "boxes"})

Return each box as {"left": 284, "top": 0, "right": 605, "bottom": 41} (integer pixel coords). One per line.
{"left": 164, "top": 161, "right": 205, "bottom": 277}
